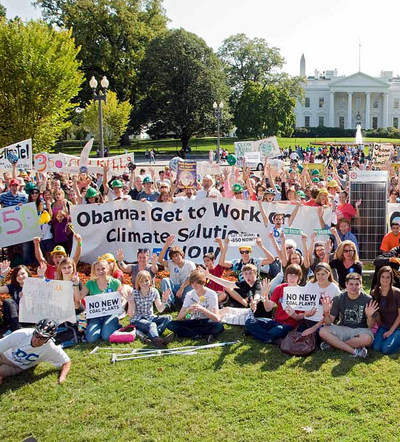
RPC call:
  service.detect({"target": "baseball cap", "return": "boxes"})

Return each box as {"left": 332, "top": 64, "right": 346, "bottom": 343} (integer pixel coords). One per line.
{"left": 10, "top": 178, "right": 19, "bottom": 186}
{"left": 142, "top": 176, "right": 153, "bottom": 184}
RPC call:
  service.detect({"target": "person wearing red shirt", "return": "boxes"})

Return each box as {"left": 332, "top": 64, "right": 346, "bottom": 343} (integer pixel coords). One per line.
{"left": 244, "top": 264, "right": 314, "bottom": 343}
{"left": 203, "top": 248, "right": 227, "bottom": 305}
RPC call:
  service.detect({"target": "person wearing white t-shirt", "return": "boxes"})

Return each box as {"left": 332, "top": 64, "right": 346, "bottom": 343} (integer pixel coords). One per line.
{"left": 297, "top": 262, "right": 340, "bottom": 341}
{"left": 167, "top": 269, "right": 224, "bottom": 342}
{"left": 158, "top": 235, "right": 196, "bottom": 308}
{"left": 0, "top": 319, "right": 71, "bottom": 385}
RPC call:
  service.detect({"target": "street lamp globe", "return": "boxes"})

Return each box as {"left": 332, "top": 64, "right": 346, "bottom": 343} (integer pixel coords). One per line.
{"left": 101, "top": 76, "right": 109, "bottom": 89}
{"left": 89, "top": 76, "right": 98, "bottom": 89}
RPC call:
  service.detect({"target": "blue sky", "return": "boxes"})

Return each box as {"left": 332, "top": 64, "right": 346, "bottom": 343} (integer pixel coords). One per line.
{"left": 4, "top": 0, "right": 400, "bottom": 78}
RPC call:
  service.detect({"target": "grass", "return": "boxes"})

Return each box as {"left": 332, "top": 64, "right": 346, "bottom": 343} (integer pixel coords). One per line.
{"left": 53, "top": 136, "right": 400, "bottom": 157}
{"left": 3, "top": 273, "right": 400, "bottom": 442}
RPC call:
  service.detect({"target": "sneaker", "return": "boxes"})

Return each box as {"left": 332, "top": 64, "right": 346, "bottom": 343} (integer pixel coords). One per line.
{"left": 320, "top": 341, "right": 331, "bottom": 351}
{"left": 351, "top": 347, "right": 368, "bottom": 359}
{"left": 205, "top": 334, "right": 215, "bottom": 344}
{"left": 162, "top": 333, "right": 175, "bottom": 346}
{"left": 153, "top": 338, "right": 165, "bottom": 348}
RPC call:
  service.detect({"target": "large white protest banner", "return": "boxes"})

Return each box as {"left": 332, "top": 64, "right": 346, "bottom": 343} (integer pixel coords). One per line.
{"left": 0, "top": 139, "right": 32, "bottom": 173}
{"left": 19, "top": 278, "right": 76, "bottom": 324}
{"left": 281, "top": 286, "right": 320, "bottom": 311}
{"left": 85, "top": 292, "right": 122, "bottom": 319}
{"left": 0, "top": 202, "right": 41, "bottom": 247}
{"left": 71, "top": 199, "right": 332, "bottom": 263}
{"left": 34, "top": 152, "right": 134, "bottom": 174}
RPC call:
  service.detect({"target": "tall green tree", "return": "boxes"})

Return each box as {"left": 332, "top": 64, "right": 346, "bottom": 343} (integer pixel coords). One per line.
{"left": 0, "top": 3, "right": 6, "bottom": 19}
{"left": 0, "top": 20, "right": 83, "bottom": 152}
{"left": 35, "top": 0, "right": 168, "bottom": 106}
{"left": 82, "top": 90, "right": 132, "bottom": 146}
{"left": 234, "top": 82, "right": 296, "bottom": 139}
{"left": 136, "top": 29, "right": 231, "bottom": 148}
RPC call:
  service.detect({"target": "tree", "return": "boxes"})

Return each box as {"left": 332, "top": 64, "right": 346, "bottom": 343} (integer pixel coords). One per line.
{"left": 0, "top": 20, "right": 83, "bottom": 152}
{"left": 234, "top": 82, "right": 296, "bottom": 139}
{"left": 0, "top": 3, "right": 6, "bottom": 19}
{"left": 136, "top": 28, "right": 231, "bottom": 148}
{"left": 82, "top": 90, "right": 132, "bottom": 146}
{"left": 35, "top": 0, "right": 168, "bottom": 106}
{"left": 218, "top": 34, "right": 284, "bottom": 93}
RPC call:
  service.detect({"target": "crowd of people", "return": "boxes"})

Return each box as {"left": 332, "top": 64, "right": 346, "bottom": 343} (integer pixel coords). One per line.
{"left": 1, "top": 142, "right": 400, "bottom": 385}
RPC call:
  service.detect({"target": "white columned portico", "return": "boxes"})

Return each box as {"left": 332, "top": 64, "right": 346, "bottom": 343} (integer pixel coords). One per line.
{"left": 330, "top": 92, "right": 335, "bottom": 127}
{"left": 365, "top": 92, "right": 371, "bottom": 130}
{"left": 347, "top": 92, "right": 353, "bottom": 129}
{"left": 383, "top": 92, "right": 389, "bottom": 128}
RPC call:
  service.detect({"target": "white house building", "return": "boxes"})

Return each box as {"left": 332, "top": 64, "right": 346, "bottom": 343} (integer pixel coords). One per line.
{"left": 295, "top": 54, "right": 400, "bottom": 129}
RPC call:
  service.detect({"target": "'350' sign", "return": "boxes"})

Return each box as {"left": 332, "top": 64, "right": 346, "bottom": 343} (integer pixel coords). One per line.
{"left": 0, "top": 203, "right": 41, "bottom": 247}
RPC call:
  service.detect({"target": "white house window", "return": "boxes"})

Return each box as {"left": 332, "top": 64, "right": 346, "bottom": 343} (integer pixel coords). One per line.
{"left": 339, "top": 116, "right": 345, "bottom": 129}
{"left": 305, "top": 116, "right": 310, "bottom": 127}
{"left": 395, "top": 99, "right": 399, "bottom": 110}
{"left": 373, "top": 100, "right": 379, "bottom": 109}
{"left": 394, "top": 117, "right": 399, "bottom": 129}
{"left": 305, "top": 97, "right": 310, "bottom": 108}
{"left": 318, "top": 116, "right": 324, "bottom": 127}
{"left": 372, "top": 117, "right": 378, "bottom": 129}
{"left": 319, "top": 98, "right": 324, "bottom": 108}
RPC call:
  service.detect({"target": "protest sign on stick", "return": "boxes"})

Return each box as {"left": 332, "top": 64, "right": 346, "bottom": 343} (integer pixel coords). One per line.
{"left": 228, "top": 233, "right": 258, "bottom": 247}
{"left": 177, "top": 161, "right": 197, "bottom": 188}
{"left": 85, "top": 292, "right": 122, "bottom": 319}
{"left": 19, "top": 278, "right": 76, "bottom": 324}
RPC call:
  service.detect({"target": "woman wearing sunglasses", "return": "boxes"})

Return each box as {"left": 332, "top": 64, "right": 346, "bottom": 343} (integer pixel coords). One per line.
{"left": 329, "top": 240, "right": 362, "bottom": 290}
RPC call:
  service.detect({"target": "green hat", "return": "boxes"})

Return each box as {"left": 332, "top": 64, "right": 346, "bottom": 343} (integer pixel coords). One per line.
{"left": 227, "top": 154, "right": 237, "bottom": 166}
{"left": 296, "top": 190, "right": 306, "bottom": 199}
{"left": 288, "top": 168, "right": 293, "bottom": 173}
{"left": 311, "top": 169, "right": 320, "bottom": 176}
{"left": 232, "top": 183, "right": 243, "bottom": 193}
{"left": 142, "top": 176, "right": 153, "bottom": 184}
{"left": 111, "top": 179, "right": 123, "bottom": 188}
{"left": 24, "top": 182, "right": 38, "bottom": 193}
{"left": 86, "top": 187, "right": 98, "bottom": 198}
{"left": 312, "top": 177, "right": 320, "bottom": 183}
{"left": 297, "top": 165, "right": 304, "bottom": 172}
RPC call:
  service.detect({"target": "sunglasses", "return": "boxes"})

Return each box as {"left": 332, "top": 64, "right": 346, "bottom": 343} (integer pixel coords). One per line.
{"left": 240, "top": 250, "right": 250, "bottom": 255}
{"left": 286, "top": 245, "right": 294, "bottom": 250}
{"left": 343, "top": 249, "right": 355, "bottom": 253}
{"left": 31, "top": 191, "right": 40, "bottom": 195}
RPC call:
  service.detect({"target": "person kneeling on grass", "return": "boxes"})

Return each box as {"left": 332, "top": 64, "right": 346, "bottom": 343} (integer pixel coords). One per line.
{"left": 0, "top": 319, "right": 70, "bottom": 385}
{"left": 126, "top": 270, "right": 174, "bottom": 348}
{"left": 244, "top": 264, "right": 312, "bottom": 344}
{"left": 319, "top": 273, "right": 379, "bottom": 358}
{"left": 167, "top": 270, "right": 224, "bottom": 343}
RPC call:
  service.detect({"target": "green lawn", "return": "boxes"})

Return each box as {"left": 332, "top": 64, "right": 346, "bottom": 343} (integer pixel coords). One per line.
{"left": 1, "top": 309, "right": 400, "bottom": 442}
{"left": 54, "top": 136, "right": 399, "bottom": 157}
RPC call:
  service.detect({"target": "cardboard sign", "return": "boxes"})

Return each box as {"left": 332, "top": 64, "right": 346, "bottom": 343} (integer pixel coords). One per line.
{"left": 313, "top": 228, "right": 331, "bottom": 238}
{"left": 85, "top": 292, "right": 122, "bottom": 319}
{"left": 0, "top": 139, "right": 32, "bottom": 173}
{"left": 234, "top": 137, "right": 281, "bottom": 166}
{"left": 177, "top": 161, "right": 197, "bottom": 189}
{"left": 228, "top": 233, "right": 258, "bottom": 247}
{"left": 283, "top": 228, "right": 302, "bottom": 236}
{"left": 282, "top": 286, "right": 319, "bottom": 311}
{"left": 244, "top": 151, "right": 261, "bottom": 167}
{"left": 372, "top": 143, "right": 393, "bottom": 165}
{"left": 0, "top": 203, "right": 41, "bottom": 248}
{"left": 19, "top": 278, "right": 76, "bottom": 324}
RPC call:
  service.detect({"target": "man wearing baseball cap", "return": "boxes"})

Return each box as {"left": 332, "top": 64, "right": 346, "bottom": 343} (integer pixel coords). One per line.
{"left": 0, "top": 178, "right": 28, "bottom": 207}
{"left": 137, "top": 176, "right": 160, "bottom": 201}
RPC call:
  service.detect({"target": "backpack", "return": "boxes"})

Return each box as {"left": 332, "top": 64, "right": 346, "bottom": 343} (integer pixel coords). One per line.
{"left": 55, "top": 322, "right": 81, "bottom": 348}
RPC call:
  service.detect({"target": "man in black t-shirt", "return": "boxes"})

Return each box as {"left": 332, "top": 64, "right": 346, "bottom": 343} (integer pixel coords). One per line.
{"left": 319, "top": 273, "right": 378, "bottom": 358}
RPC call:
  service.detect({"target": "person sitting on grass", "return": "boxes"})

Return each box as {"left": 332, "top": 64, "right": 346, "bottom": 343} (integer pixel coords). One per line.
{"left": 0, "top": 319, "right": 71, "bottom": 385}
{"left": 244, "top": 264, "right": 310, "bottom": 344}
{"left": 371, "top": 266, "right": 400, "bottom": 355}
{"left": 158, "top": 235, "right": 196, "bottom": 308}
{"left": 117, "top": 247, "right": 159, "bottom": 286}
{"left": 319, "top": 272, "right": 379, "bottom": 359}
{"left": 126, "top": 270, "right": 174, "bottom": 348}
{"left": 203, "top": 237, "right": 229, "bottom": 306}
{"left": 167, "top": 269, "right": 224, "bottom": 343}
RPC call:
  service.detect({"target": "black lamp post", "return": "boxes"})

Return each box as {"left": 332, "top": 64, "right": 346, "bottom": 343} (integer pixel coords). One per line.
{"left": 213, "top": 101, "right": 224, "bottom": 163}
{"left": 89, "top": 76, "right": 109, "bottom": 157}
